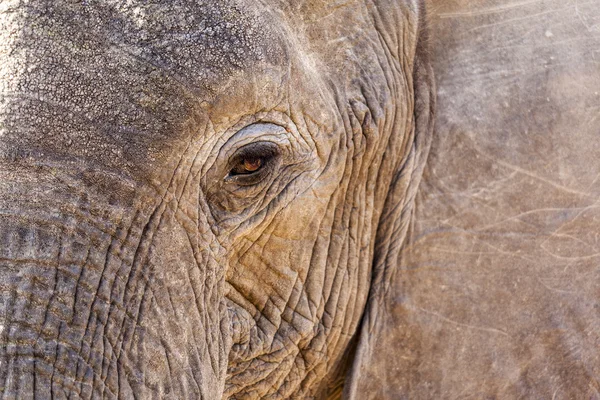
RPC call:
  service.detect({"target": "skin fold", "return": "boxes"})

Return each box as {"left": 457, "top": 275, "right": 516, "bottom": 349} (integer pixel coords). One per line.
{"left": 0, "top": 0, "right": 433, "bottom": 398}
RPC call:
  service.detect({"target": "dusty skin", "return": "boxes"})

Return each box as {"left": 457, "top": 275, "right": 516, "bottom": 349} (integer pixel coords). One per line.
{"left": 356, "top": 0, "right": 600, "bottom": 398}
{"left": 0, "top": 0, "right": 598, "bottom": 399}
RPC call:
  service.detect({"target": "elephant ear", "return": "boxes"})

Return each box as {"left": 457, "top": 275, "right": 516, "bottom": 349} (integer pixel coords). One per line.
{"left": 343, "top": 12, "right": 436, "bottom": 399}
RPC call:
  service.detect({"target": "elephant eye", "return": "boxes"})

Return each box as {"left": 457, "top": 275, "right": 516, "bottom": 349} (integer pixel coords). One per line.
{"left": 230, "top": 156, "right": 264, "bottom": 175}
{"left": 225, "top": 142, "right": 279, "bottom": 185}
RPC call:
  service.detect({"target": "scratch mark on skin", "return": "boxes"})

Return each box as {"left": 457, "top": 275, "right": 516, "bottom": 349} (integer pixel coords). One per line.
{"left": 424, "top": 244, "right": 536, "bottom": 265}
{"left": 537, "top": 278, "right": 577, "bottom": 294}
{"left": 437, "top": 0, "right": 545, "bottom": 18}
{"left": 547, "top": 232, "right": 596, "bottom": 248}
{"left": 575, "top": 0, "right": 600, "bottom": 32}
{"left": 307, "top": 0, "right": 355, "bottom": 23}
{"left": 466, "top": 7, "right": 567, "bottom": 33}
{"left": 414, "top": 306, "right": 512, "bottom": 338}
{"left": 478, "top": 240, "right": 538, "bottom": 263}
{"left": 474, "top": 206, "right": 598, "bottom": 233}
{"left": 538, "top": 242, "right": 600, "bottom": 260}
{"left": 487, "top": 35, "right": 599, "bottom": 53}
{"left": 468, "top": 142, "right": 595, "bottom": 199}
{"left": 425, "top": 247, "right": 505, "bottom": 256}
{"left": 538, "top": 181, "right": 600, "bottom": 253}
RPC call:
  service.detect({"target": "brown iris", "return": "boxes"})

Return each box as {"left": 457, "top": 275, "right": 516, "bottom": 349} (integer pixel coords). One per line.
{"left": 242, "top": 157, "right": 262, "bottom": 173}
{"left": 231, "top": 156, "right": 264, "bottom": 175}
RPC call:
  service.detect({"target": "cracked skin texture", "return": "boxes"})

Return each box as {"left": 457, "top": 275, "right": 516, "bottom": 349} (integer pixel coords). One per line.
{"left": 0, "top": 0, "right": 433, "bottom": 399}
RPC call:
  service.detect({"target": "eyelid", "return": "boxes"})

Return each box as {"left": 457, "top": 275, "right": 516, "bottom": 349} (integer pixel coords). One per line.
{"left": 220, "top": 123, "right": 290, "bottom": 157}
{"left": 228, "top": 123, "right": 289, "bottom": 141}
{"left": 228, "top": 141, "right": 279, "bottom": 166}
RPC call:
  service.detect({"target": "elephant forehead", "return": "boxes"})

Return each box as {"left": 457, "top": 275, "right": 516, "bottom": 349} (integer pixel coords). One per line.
{"left": 0, "top": 0, "right": 286, "bottom": 175}
{"left": 101, "top": 0, "right": 282, "bottom": 89}
{"left": 3, "top": 0, "right": 281, "bottom": 88}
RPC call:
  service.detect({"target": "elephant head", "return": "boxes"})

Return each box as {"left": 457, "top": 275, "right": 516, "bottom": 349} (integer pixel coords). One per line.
{"left": 0, "top": 0, "right": 434, "bottom": 398}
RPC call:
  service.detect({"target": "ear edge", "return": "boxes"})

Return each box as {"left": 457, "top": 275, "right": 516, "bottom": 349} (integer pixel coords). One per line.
{"left": 342, "top": 9, "right": 436, "bottom": 398}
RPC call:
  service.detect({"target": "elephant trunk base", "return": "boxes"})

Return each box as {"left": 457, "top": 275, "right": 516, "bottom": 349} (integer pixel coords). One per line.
{"left": 0, "top": 218, "right": 117, "bottom": 398}
{"left": 0, "top": 205, "right": 228, "bottom": 399}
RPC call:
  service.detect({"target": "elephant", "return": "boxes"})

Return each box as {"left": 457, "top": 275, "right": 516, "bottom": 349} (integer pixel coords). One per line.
{"left": 0, "top": 0, "right": 434, "bottom": 398}
{"left": 2, "top": 0, "right": 599, "bottom": 398}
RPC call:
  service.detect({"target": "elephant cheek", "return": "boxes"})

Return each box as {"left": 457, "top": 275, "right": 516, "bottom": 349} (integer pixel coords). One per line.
{"left": 132, "top": 220, "right": 232, "bottom": 399}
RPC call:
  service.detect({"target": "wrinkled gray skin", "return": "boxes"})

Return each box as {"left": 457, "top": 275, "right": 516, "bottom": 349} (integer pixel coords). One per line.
{"left": 0, "top": 0, "right": 434, "bottom": 398}
{"left": 353, "top": 0, "right": 600, "bottom": 398}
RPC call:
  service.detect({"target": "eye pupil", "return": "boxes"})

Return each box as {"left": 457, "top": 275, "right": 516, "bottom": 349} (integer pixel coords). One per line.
{"left": 243, "top": 157, "right": 262, "bottom": 172}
